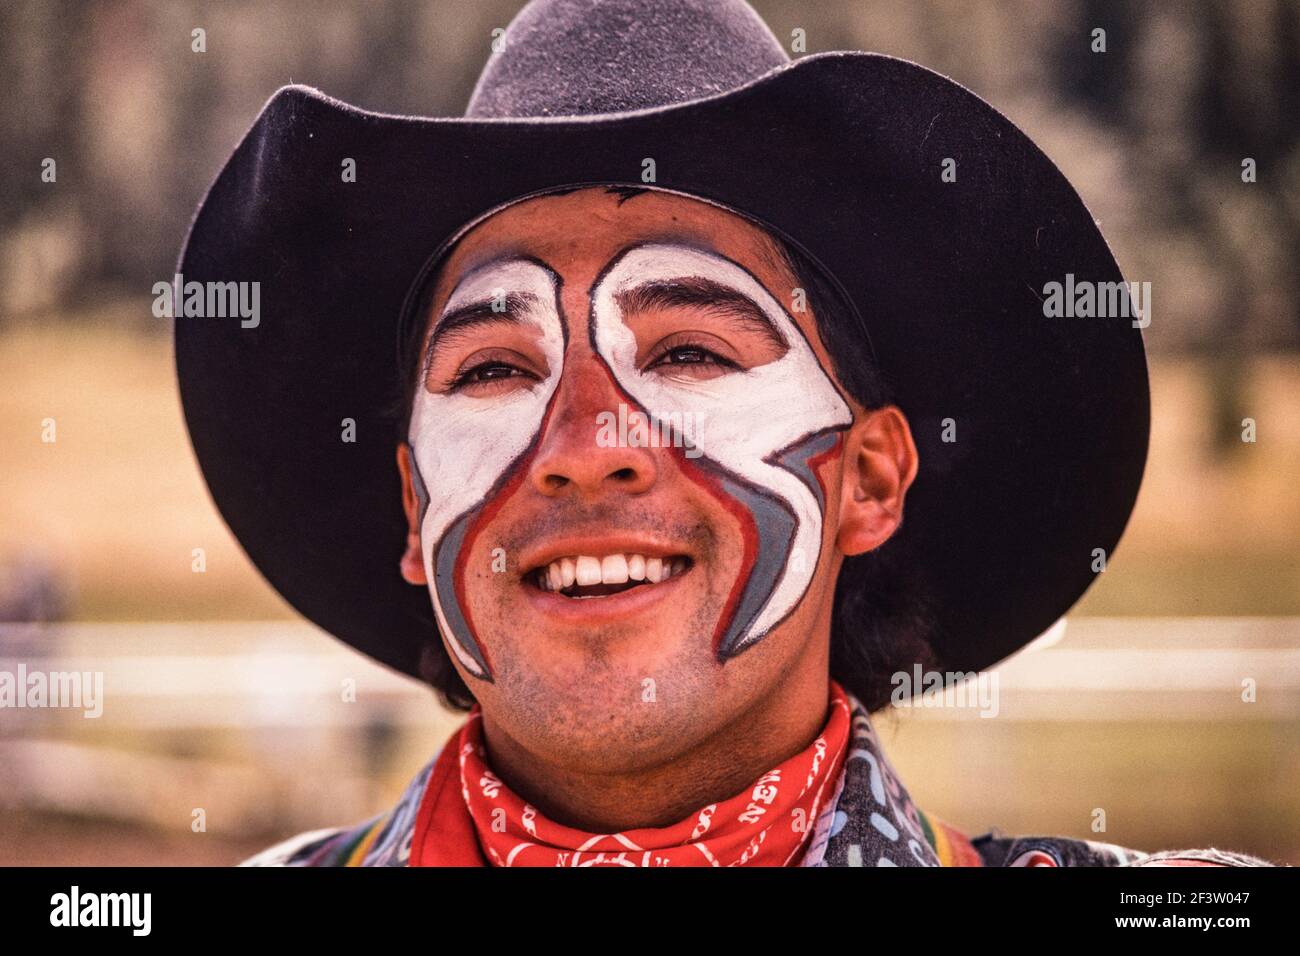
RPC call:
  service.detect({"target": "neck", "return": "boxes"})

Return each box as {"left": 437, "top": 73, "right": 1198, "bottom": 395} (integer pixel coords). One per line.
{"left": 477, "top": 640, "right": 832, "bottom": 833}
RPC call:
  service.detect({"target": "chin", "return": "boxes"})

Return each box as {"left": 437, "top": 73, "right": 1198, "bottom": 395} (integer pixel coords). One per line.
{"left": 482, "top": 645, "right": 734, "bottom": 766}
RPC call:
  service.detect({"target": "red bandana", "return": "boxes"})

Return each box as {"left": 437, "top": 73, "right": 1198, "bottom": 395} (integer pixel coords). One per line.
{"left": 411, "top": 681, "right": 852, "bottom": 867}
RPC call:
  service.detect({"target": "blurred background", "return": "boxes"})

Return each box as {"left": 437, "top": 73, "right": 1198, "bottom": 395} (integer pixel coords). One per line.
{"left": 0, "top": 0, "right": 1297, "bottom": 865}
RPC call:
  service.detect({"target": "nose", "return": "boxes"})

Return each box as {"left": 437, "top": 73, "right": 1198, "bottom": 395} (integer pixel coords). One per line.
{"left": 528, "top": 354, "right": 658, "bottom": 499}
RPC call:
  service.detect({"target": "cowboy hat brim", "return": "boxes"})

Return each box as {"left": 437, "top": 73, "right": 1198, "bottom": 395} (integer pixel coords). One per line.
{"left": 175, "top": 51, "right": 1149, "bottom": 683}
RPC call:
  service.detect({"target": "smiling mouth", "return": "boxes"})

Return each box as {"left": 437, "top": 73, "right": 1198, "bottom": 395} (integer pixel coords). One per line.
{"left": 527, "top": 553, "right": 693, "bottom": 599}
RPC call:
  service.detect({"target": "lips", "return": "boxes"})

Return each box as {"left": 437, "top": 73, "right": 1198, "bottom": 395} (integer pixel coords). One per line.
{"left": 529, "top": 551, "right": 692, "bottom": 598}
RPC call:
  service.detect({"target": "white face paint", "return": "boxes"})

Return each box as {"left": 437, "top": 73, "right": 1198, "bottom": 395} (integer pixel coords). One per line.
{"left": 590, "top": 242, "right": 853, "bottom": 656}
{"left": 407, "top": 258, "right": 565, "bottom": 679}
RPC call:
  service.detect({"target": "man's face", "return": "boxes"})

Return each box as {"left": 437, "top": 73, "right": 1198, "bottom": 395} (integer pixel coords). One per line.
{"left": 401, "top": 186, "right": 870, "bottom": 771}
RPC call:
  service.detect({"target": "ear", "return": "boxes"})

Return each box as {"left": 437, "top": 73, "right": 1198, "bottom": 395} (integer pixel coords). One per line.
{"left": 396, "top": 442, "right": 428, "bottom": 585}
{"left": 836, "top": 405, "right": 919, "bottom": 557}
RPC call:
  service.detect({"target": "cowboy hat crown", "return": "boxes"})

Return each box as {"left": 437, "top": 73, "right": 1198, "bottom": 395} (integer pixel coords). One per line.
{"left": 466, "top": 0, "right": 790, "bottom": 119}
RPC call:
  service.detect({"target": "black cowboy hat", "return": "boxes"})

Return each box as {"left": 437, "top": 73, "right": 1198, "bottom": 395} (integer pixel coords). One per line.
{"left": 175, "top": 0, "right": 1148, "bottom": 685}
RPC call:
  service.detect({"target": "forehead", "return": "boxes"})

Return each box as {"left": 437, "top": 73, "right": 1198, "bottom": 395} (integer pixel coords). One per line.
{"left": 428, "top": 186, "right": 800, "bottom": 307}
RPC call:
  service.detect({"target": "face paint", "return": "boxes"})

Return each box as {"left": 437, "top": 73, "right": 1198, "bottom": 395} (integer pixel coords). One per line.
{"left": 589, "top": 243, "right": 852, "bottom": 658}
{"left": 407, "top": 258, "right": 565, "bottom": 680}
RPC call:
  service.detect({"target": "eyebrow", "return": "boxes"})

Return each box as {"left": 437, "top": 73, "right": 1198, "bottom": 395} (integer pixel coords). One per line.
{"left": 423, "top": 291, "right": 540, "bottom": 367}
{"left": 614, "top": 276, "right": 788, "bottom": 352}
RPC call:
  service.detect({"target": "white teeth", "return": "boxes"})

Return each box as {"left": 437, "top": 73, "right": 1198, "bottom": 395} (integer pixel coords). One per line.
{"left": 536, "top": 553, "right": 688, "bottom": 592}
{"left": 575, "top": 556, "right": 602, "bottom": 586}
{"left": 601, "top": 554, "right": 629, "bottom": 584}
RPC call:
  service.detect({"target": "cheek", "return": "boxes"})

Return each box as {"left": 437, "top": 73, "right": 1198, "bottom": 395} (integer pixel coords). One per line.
{"left": 449, "top": 460, "right": 541, "bottom": 610}
{"left": 456, "top": 536, "right": 519, "bottom": 627}
{"left": 816, "top": 448, "right": 844, "bottom": 530}
{"left": 417, "top": 401, "right": 558, "bottom": 680}
{"left": 804, "top": 444, "right": 846, "bottom": 592}
{"left": 675, "top": 450, "right": 763, "bottom": 657}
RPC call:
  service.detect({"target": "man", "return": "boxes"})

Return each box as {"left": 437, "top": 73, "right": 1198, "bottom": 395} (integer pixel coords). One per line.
{"left": 176, "top": 0, "right": 1274, "bottom": 867}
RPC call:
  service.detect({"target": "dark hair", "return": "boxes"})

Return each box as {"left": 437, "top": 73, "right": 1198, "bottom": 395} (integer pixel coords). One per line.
{"left": 394, "top": 186, "right": 939, "bottom": 715}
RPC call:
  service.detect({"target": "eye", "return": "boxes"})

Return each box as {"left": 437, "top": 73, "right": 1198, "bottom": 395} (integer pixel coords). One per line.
{"left": 643, "top": 340, "right": 741, "bottom": 380}
{"left": 447, "top": 359, "right": 539, "bottom": 394}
